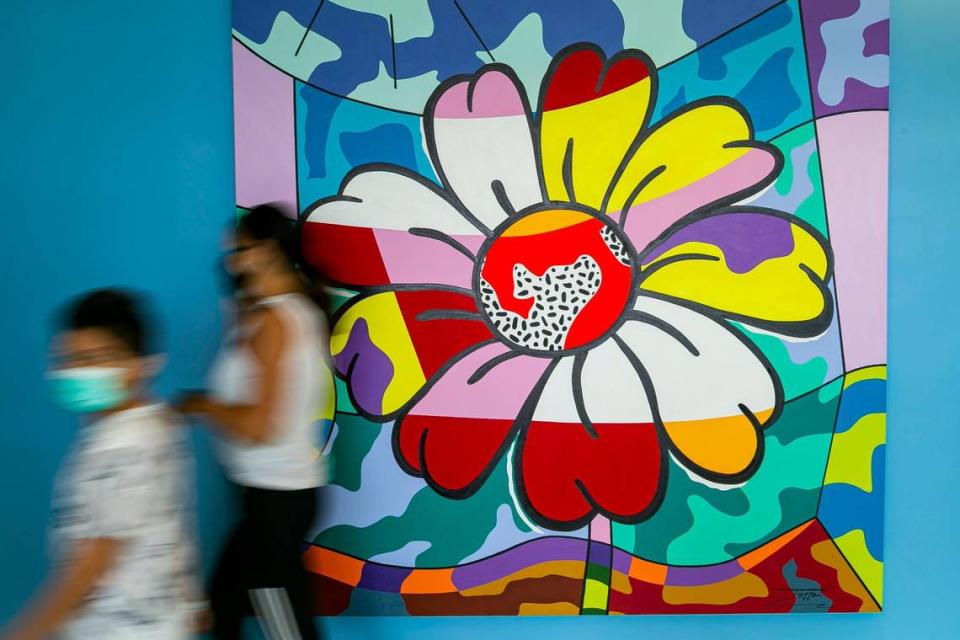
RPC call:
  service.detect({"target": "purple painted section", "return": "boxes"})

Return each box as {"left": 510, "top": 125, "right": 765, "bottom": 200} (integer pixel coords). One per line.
{"left": 611, "top": 549, "right": 633, "bottom": 576}
{"left": 642, "top": 212, "right": 795, "bottom": 274}
{"left": 452, "top": 537, "right": 587, "bottom": 590}
{"left": 333, "top": 319, "right": 393, "bottom": 415}
{"left": 357, "top": 562, "right": 412, "bottom": 592}
{"left": 818, "top": 111, "right": 888, "bottom": 370}
{"left": 587, "top": 542, "right": 611, "bottom": 567}
{"left": 232, "top": 41, "right": 297, "bottom": 211}
{"left": 459, "top": 504, "right": 575, "bottom": 565}
{"left": 666, "top": 560, "right": 743, "bottom": 586}
{"left": 863, "top": 19, "right": 890, "bottom": 57}
{"left": 800, "top": 0, "right": 889, "bottom": 117}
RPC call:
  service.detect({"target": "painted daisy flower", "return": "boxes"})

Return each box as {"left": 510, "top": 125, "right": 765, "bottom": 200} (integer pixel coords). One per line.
{"left": 301, "top": 45, "right": 833, "bottom": 531}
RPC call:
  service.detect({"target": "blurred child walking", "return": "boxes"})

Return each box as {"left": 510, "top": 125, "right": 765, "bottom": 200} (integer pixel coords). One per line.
{"left": 4, "top": 289, "right": 205, "bottom": 640}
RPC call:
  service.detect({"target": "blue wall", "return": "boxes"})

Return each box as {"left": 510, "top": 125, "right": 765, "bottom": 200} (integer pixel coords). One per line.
{"left": 1, "top": 1, "right": 957, "bottom": 638}
{"left": 0, "top": 0, "right": 236, "bottom": 620}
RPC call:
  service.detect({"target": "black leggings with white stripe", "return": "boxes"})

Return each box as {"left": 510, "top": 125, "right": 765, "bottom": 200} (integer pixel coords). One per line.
{"left": 210, "top": 484, "right": 320, "bottom": 639}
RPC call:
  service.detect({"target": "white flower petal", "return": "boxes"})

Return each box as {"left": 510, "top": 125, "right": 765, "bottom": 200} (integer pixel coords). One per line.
{"left": 530, "top": 357, "right": 578, "bottom": 422}
{"left": 578, "top": 338, "right": 655, "bottom": 424}
{"left": 303, "top": 167, "right": 481, "bottom": 234}
{"left": 427, "top": 69, "right": 543, "bottom": 230}
{"left": 301, "top": 168, "right": 483, "bottom": 287}
{"left": 615, "top": 296, "right": 779, "bottom": 479}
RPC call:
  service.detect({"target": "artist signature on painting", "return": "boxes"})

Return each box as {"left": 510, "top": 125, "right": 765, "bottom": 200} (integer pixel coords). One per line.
{"left": 770, "top": 588, "right": 831, "bottom": 611}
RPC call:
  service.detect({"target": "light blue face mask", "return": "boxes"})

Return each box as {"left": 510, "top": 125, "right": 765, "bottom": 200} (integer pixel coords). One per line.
{"left": 47, "top": 367, "right": 130, "bottom": 413}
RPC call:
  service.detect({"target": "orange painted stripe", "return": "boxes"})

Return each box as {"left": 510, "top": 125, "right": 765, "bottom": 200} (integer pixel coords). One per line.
{"left": 400, "top": 568, "right": 458, "bottom": 594}
{"left": 661, "top": 408, "right": 775, "bottom": 476}
{"left": 501, "top": 210, "right": 593, "bottom": 237}
{"left": 303, "top": 547, "right": 364, "bottom": 587}
{"left": 628, "top": 557, "right": 668, "bottom": 585}
{"left": 737, "top": 520, "right": 814, "bottom": 571}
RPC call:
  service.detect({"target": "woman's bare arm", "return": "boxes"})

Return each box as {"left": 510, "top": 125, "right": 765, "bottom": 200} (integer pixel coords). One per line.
{"left": 182, "top": 308, "right": 288, "bottom": 443}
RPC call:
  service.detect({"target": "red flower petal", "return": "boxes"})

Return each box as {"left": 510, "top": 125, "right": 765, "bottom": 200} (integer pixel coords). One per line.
{"left": 542, "top": 47, "right": 651, "bottom": 112}
{"left": 397, "top": 415, "right": 516, "bottom": 493}
{"left": 394, "top": 290, "right": 492, "bottom": 380}
{"left": 517, "top": 421, "right": 665, "bottom": 528}
{"left": 301, "top": 222, "right": 481, "bottom": 289}
{"left": 394, "top": 344, "right": 552, "bottom": 496}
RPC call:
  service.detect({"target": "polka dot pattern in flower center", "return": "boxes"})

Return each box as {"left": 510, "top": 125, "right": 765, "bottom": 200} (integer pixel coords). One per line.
{"left": 601, "top": 225, "right": 632, "bottom": 266}
{"left": 480, "top": 255, "right": 602, "bottom": 351}
{"left": 477, "top": 208, "right": 636, "bottom": 352}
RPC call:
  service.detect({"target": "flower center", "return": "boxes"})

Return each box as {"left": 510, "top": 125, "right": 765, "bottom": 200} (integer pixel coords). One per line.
{"left": 477, "top": 208, "right": 635, "bottom": 352}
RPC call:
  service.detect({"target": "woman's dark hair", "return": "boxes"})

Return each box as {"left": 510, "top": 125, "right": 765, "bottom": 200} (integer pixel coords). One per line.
{"left": 237, "top": 204, "right": 331, "bottom": 319}
{"left": 61, "top": 288, "right": 156, "bottom": 356}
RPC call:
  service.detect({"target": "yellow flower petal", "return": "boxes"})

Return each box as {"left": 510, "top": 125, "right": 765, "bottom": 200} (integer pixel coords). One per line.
{"left": 539, "top": 48, "right": 654, "bottom": 209}
{"left": 639, "top": 212, "right": 832, "bottom": 335}
{"left": 332, "top": 292, "right": 427, "bottom": 415}
{"left": 607, "top": 101, "right": 780, "bottom": 249}
{"left": 314, "top": 361, "right": 337, "bottom": 422}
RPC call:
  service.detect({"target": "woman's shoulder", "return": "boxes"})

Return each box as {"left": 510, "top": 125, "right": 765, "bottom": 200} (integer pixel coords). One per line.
{"left": 264, "top": 293, "right": 325, "bottom": 329}
{"left": 243, "top": 305, "right": 284, "bottom": 342}
{"left": 242, "top": 294, "right": 325, "bottom": 351}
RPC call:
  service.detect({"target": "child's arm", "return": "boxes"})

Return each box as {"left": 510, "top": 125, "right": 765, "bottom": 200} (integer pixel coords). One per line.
{"left": 177, "top": 539, "right": 213, "bottom": 634}
{"left": 168, "top": 413, "right": 212, "bottom": 633}
{"left": 4, "top": 537, "right": 121, "bottom": 640}
{"left": 176, "top": 475, "right": 211, "bottom": 632}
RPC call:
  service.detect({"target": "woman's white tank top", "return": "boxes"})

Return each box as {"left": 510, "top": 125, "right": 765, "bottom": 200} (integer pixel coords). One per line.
{"left": 208, "top": 293, "right": 329, "bottom": 490}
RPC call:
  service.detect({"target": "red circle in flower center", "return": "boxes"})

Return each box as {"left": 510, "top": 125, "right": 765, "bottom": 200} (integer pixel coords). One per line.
{"left": 477, "top": 209, "right": 635, "bottom": 352}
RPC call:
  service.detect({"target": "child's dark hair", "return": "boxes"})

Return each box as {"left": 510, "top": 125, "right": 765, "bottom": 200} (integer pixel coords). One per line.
{"left": 61, "top": 289, "right": 155, "bottom": 355}
{"left": 237, "top": 204, "right": 331, "bottom": 319}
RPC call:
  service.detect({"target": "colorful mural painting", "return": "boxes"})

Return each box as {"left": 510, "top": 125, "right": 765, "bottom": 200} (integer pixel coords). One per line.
{"left": 231, "top": 0, "right": 888, "bottom": 615}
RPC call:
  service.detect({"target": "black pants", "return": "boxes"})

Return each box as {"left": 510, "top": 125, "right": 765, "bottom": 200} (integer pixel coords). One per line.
{"left": 210, "top": 485, "right": 320, "bottom": 639}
